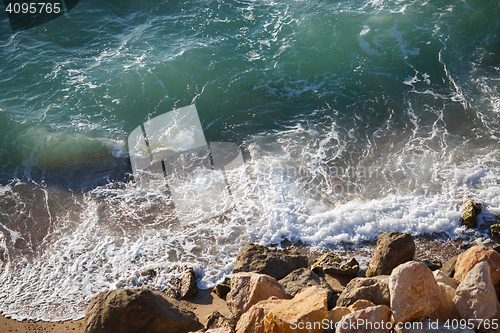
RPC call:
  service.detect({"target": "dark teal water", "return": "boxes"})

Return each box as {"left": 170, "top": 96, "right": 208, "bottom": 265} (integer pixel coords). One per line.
{"left": 0, "top": 0, "right": 499, "bottom": 321}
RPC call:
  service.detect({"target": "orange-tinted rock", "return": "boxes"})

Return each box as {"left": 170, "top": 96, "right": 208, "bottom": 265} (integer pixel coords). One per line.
{"left": 235, "top": 297, "right": 284, "bottom": 333}
{"left": 429, "top": 282, "right": 461, "bottom": 322}
{"left": 263, "top": 286, "right": 329, "bottom": 333}
{"left": 227, "top": 272, "right": 291, "bottom": 319}
{"left": 454, "top": 245, "right": 500, "bottom": 284}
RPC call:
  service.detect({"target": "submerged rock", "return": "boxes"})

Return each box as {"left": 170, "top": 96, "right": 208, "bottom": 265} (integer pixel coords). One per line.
{"left": 232, "top": 243, "right": 308, "bottom": 280}
{"left": 311, "top": 254, "right": 359, "bottom": 278}
{"left": 366, "top": 232, "right": 415, "bottom": 277}
{"left": 83, "top": 289, "right": 200, "bottom": 333}
{"left": 459, "top": 198, "right": 482, "bottom": 229}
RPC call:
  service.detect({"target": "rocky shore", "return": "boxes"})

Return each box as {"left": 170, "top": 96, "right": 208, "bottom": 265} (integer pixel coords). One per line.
{"left": 80, "top": 229, "right": 500, "bottom": 333}
{"left": 4, "top": 198, "right": 500, "bottom": 333}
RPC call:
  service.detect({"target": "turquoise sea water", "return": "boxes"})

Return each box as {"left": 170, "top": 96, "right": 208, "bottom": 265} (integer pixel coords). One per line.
{"left": 0, "top": 0, "right": 499, "bottom": 321}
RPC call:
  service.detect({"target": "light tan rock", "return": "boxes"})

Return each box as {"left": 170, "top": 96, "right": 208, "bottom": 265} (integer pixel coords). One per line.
{"left": 337, "top": 305, "right": 392, "bottom": 333}
{"left": 433, "top": 269, "right": 459, "bottom": 289}
{"left": 235, "top": 296, "right": 284, "bottom": 333}
{"left": 428, "top": 282, "right": 461, "bottom": 322}
{"left": 454, "top": 261, "right": 500, "bottom": 322}
{"left": 454, "top": 245, "right": 500, "bottom": 284}
{"left": 263, "top": 286, "right": 329, "bottom": 333}
{"left": 348, "top": 299, "right": 376, "bottom": 312}
{"left": 227, "top": 272, "right": 291, "bottom": 319}
{"left": 390, "top": 261, "right": 442, "bottom": 323}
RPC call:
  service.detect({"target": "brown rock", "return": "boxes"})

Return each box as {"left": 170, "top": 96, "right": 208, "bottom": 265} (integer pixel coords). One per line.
{"left": 83, "top": 289, "right": 200, "bottom": 333}
{"left": 226, "top": 272, "right": 291, "bottom": 319}
{"left": 213, "top": 284, "right": 231, "bottom": 300}
{"left": 207, "top": 311, "right": 236, "bottom": 331}
{"left": 366, "top": 232, "right": 415, "bottom": 277}
{"left": 278, "top": 268, "right": 333, "bottom": 299}
{"left": 433, "top": 269, "right": 459, "bottom": 289}
{"left": 429, "top": 282, "right": 461, "bottom": 322}
{"left": 454, "top": 245, "right": 500, "bottom": 284}
{"left": 336, "top": 275, "right": 391, "bottom": 307}
{"left": 491, "top": 224, "right": 500, "bottom": 242}
{"left": 232, "top": 243, "right": 308, "bottom": 280}
{"left": 263, "top": 286, "right": 329, "bottom": 333}
{"left": 322, "top": 273, "right": 351, "bottom": 293}
{"left": 235, "top": 297, "right": 284, "bottom": 333}
{"left": 390, "top": 261, "right": 442, "bottom": 323}
{"left": 337, "top": 305, "right": 392, "bottom": 333}
{"left": 460, "top": 198, "right": 482, "bottom": 228}
{"left": 416, "top": 259, "right": 442, "bottom": 271}
{"left": 441, "top": 256, "right": 457, "bottom": 277}
{"left": 312, "top": 254, "right": 359, "bottom": 278}
{"left": 454, "top": 261, "right": 500, "bottom": 322}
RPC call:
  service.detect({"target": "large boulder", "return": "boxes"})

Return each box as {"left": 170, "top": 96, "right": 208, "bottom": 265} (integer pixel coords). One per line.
{"left": 337, "top": 305, "right": 392, "bottom": 333}
{"left": 366, "top": 232, "right": 415, "bottom": 277}
{"left": 278, "top": 268, "right": 333, "bottom": 299}
{"left": 336, "top": 275, "right": 391, "bottom": 307}
{"left": 454, "top": 261, "right": 500, "bottom": 323}
{"left": 459, "top": 198, "right": 481, "bottom": 229}
{"left": 226, "top": 272, "right": 291, "bottom": 319}
{"left": 83, "top": 289, "right": 200, "bottom": 333}
{"left": 454, "top": 245, "right": 500, "bottom": 284}
{"left": 311, "top": 254, "right": 359, "bottom": 278}
{"left": 263, "top": 286, "right": 329, "bottom": 333}
{"left": 390, "top": 261, "right": 442, "bottom": 323}
{"left": 235, "top": 297, "right": 284, "bottom": 333}
{"left": 232, "top": 243, "right": 308, "bottom": 280}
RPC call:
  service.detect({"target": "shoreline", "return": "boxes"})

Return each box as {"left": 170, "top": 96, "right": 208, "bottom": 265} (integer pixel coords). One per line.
{"left": 0, "top": 234, "right": 476, "bottom": 332}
